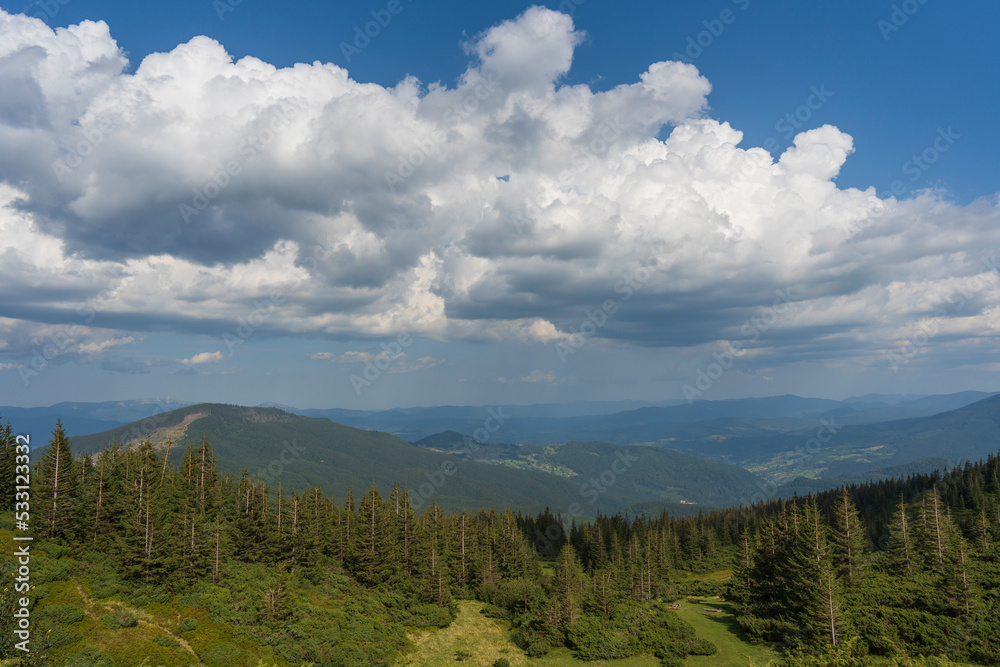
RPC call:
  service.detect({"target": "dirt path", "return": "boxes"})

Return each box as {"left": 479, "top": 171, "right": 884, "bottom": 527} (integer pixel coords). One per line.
{"left": 73, "top": 577, "right": 203, "bottom": 664}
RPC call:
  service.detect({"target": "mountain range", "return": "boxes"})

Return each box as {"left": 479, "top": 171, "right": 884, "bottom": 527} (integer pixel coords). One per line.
{"left": 6, "top": 389, "right": 999, "bottom": 515}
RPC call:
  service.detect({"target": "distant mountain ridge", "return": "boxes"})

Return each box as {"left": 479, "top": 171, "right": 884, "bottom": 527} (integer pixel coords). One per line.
{"left": 65, "top": 403, "right": 766, "bottom": 516}
{"left": 11, "top": 391, "right": 999, "bottom": 502}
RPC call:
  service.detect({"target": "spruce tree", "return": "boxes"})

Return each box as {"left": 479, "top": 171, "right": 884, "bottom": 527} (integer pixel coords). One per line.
{"left": 915, "top": 489, "right": 953, "bottom": 572}
{"left": 829, "top": 488, "right": 867, "bottom": 587}
{"left": 815, "top": 563, "right": 846, "bottom": 648}
{"left": 34, "top": 420, "right": 78, "bottom": 540}
{"left": 349, "top": 484, "right": 389, "bottom": 585}
{"left": 886, "top": 494, "right": 914, "bottom": 577}
{"left": 552, "top": 544, "right": 585, "bottom": 625}
{"left": 0, "top": 420, "right": 15, "bottom": 512}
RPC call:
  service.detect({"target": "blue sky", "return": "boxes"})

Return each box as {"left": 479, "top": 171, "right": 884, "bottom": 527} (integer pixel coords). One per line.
{"left": 0, "top": 0, "right": 998, "bottom": 409}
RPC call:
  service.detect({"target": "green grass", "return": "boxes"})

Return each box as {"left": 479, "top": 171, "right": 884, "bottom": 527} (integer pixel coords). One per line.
{"left": 398, "top": 600, "right": 661, "bottom": 666}
{"left": 671, "top": 596, "right": 779, "bottom": 667}
{"left": 399, "top": 600, "right": 528, "bottom": 667}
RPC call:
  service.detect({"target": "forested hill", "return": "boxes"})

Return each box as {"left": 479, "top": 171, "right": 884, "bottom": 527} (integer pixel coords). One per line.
{"left": 695, "top": 392, "right": 1000, "bottom": 480}
{"left": 64, "top": 403, "right": 765, "bottom": 515}
{"left": 4, "top": 415, "right": 999, "bottom": 664}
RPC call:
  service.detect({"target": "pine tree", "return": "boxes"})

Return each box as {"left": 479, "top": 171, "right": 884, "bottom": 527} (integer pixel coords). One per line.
{"left": 448, "top": 511, "right": 471, "bottom": 590}
{"left": 196, "top": 435, "right": 218, "bottom": 516}
{"left": 915, "top": 489, "right": 953, "bottom": 572}
{"left": 349, "top": 484, "right": 389, "bottom": 585}
{"left": 945, "top": 533, "right": 972, "bottom": 614}
{"left": 552, "top": 544, "right": 585, "bottom": 625}
{"left": 34, "top": 420, "right": 78, "bottom": 540}
{"left": 886, "top": 494, "right": 914, "bottom": 577}
{"left": 420, "top": 501, "right": 451, "bottom": 605}
{"left": 728, "top": 528, "right": 755, "bottom": 609}
{"left": 0, "top": 420, "right": 15, "bottom": 512}
{"left": 815, "top": 563, "right": 847, "bottom": 648}
{"left": 829, "top": 488, "right": 867, "bottom": 587}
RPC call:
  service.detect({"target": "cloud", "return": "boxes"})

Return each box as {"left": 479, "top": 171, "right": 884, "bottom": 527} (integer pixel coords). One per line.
{"left": 520, "top": 369, "right": 557, "bottom": 383}
{"left": 311, "top": 350, "right": 398, "bottom": 364}
{"left": 180, "top": 351, "right": 225, "bottom": 366}
{"left": 0, "top": 5, "right": 997, "bottom": 381}
{"left": 78, "top": 335, "right": 134, "bottom": 355}
{"left": 99, "top": 357, "right": 150, "bottom": 374}
{"left": 388, "top": 355, "right": 446, "bottom": 374}
{"left": 313, "top": 350, "right": 444, "bottom": 374}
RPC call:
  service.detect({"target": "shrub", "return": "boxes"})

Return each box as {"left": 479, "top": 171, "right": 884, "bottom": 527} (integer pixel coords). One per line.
{"left": 455, "top": 649, "right": 473, "bottom": 661}
{"left": 101, "top": 611, "right": 138, "bottom": 629}
{"left": 42, "top": 625, "right": 82, "bottom": 649}
{"left": 63, "top": 647, "right": 114, "bottom": 667}
{"left": 179, "top": 617, "right": 198, "bottom": 632}
{"left": 493, "top": 659, "right": 511, "bottom": 667}
{"left": 152, "top": 636, "right": 180, "bottom": 647}
{"left": 34, "top": 557, "right": 71, "bottom": 584}
{"left": 687, "top": 637, "right": 718, "bottom": 655}
{"left": 200, "top": 642, "right": 240, "bottom": 662}
{"left": 567, "top": 616, "right": 640, "bottom": 661}
{"left": 40, "top": 603, "right": 85, "bottom": 624}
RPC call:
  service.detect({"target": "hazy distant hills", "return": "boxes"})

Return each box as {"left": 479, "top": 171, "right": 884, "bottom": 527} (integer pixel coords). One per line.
{"left": 9, "top": 390, "right": 1000, "bottom": 509}
{"left": 734, "top": 393, "right": 1000, "bottom": 482}
{"left": 411, "top": 431, "right": 767, "bottom": 508}
{"left": 4, "top": 391, "right": 993, "bottom": 444}
{"left": 65, "top": 403, "right": 765, "bottom": 516}
{"left": 0, "top": 399, "right": 192, "bottom": 442}
{"left": 260, "top": 392, "right": 999, "bottom": 445}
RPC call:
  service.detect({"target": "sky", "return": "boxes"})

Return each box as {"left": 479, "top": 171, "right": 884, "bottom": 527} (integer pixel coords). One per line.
{"left": 0, "top": 0, "right": 998, "bottom": 410}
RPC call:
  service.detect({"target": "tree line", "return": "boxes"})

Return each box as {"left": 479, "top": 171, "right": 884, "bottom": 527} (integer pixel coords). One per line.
{"left": 2, "top": 419, "right": 999, "bottom": 664}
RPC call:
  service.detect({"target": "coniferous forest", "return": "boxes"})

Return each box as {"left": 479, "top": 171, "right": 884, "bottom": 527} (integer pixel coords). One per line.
{"left": 2, "top": 420, "right": 1000, "bottom": 666}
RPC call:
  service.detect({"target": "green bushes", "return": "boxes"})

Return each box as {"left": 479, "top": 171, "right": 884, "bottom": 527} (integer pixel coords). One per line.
{"left": 39, "top": 603, "right": 85, "bottom": 624}
{"left": 62, "top": 647, "right": 115, "bottom": 666}
{"left": 101, "top": 611, "right": 138, "bottom": 629}
{"left": 152, "top": 636, "right": 180, "bottom": 647}
{"left": 567, "top": 615, "right": 641, "bottom": 660}
{"left": 492, "top": 659, "right": 511, "bottom": 667}
{"left": 687, "top": 637, "right": 718, "bottom": 655}
{"left": 41, "top": 625, "right": 82, "bottom": 649}
{"left": 179, "top": 616, "right": 198, "bottom": 632}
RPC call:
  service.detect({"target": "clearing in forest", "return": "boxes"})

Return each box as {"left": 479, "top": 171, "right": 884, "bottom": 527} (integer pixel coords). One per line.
{"left": 672, "top": 596, "right": 779, "bottom": 667}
